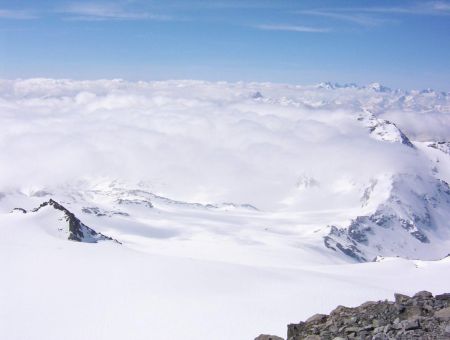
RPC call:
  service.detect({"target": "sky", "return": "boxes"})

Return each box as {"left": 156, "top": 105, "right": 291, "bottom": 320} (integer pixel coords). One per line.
{"left": 0, "top": 0, "right": 449, "bottom": 90}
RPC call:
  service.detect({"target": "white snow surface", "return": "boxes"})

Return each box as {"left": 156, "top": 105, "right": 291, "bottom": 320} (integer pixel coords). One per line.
{"left": 1, "top": 79, "right": 450, "bottom": 340}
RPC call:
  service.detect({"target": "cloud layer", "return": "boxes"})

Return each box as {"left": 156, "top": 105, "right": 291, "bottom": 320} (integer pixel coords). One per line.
{"left": 0, "top": 79, "right": 448, "bottom": 210}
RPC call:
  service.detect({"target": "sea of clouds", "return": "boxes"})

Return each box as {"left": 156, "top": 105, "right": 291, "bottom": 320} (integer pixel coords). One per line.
{"left": 0, "top": 79, "right": 448, "bottom": 211}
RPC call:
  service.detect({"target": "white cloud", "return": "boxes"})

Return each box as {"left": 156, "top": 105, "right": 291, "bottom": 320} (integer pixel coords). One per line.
{"left": 352, "top": 1, "right": 450, "bottom": 16}
{"left": 0, "top": 9, "right": 37, "bottom": 20}
{"left": 2, "top": 79, "right": 446, "bottom": 211}
{"left": 380, "top": 110, "right": 450, "bottom": 141}
{"left": 432, "top": 1, "right": 450, "bottom": 11}
{"left": 293, "top": 1, "right": 450, "bottom": 30}
{"left": 296, "top": 10, "right": 387, "bottom": 27}
{"left": 60, "top": 2, "right": 171, "bottom": 21}
{"left": 254, "top": 24, "right": 330, "bottom": 33}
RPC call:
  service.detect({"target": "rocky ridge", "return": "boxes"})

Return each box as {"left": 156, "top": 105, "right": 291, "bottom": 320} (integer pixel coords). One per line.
{"left": 428, "top": 141, "right": 450, "bottom": 155}
{"left": 283, "top": 291, "right": 450, "bottom": 340}
{"left": 16, "top": 199, "right": 120, "bottom": 244}
{"left": 324, "top": 174, "right": 450, "bottom": 262}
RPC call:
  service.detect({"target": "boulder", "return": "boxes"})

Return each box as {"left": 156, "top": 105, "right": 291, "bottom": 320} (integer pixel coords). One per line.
{"left": 254, "top": 335, "right": 284, "bottom": 340}
{"left": 435, "top": 307, "right": 450, "bottom": 321}
{"left": 413, "top": 291, "right": 433, "bottom": 299}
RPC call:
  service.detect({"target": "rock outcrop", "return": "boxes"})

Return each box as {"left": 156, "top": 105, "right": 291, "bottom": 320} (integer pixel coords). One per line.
{"left": 324, "top": 174, "right": 450, "bottom": 262}
{"left": 254, "top": 335, "right": 284, "bottom": 340}
{"left": 286, "top": 291, "right": 450, "bottom": 340}
{"left": 37, "top": 199, "right": 121, "bottom": 243}
{"left": 21, "top": 199, "right": 121, "bottom": 244}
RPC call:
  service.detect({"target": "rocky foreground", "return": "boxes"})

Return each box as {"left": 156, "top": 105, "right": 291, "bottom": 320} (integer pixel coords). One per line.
{"left": 256, "top": 291, "right": 450, "bottom": 340}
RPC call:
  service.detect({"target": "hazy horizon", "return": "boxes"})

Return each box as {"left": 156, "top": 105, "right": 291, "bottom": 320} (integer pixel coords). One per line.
{"left": 1, "top": 0, "right": 450, "bottom": 91}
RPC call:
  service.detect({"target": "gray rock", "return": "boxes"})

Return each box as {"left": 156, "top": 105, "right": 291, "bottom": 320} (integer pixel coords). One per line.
{"left": 435, "top": 307, "right": 450, "bottom": 321}
{"left": 413, "top": 290, "right": 433, "bottom": 299}
{"left": 345, "top": 326, "right": 360, "bottom": 333}
{"left": 305, "top": 314, "right": 327, "bottom": 323}
{"left": 401, "top": 305, "right": 421, "bottom": 319}
{"left": 394, "top": 293, "right": 410, "bottom": 304}
{"left": 402, "top": 319, "right": 420, "bottom": 330}
{"left": 12, "top": 207, "right": 27, "bottom": 214}
{"left": 361, "top": 325, "right": 374, "bottom": 331}
{"left": 373, "top": 326, "right": 384, "bottom": 334}
{"left": 436, "top": 293, "right": 450, "bottom": 301}
{"left": 285, "top": 291, "right": 450, "bottom": 340}
{"left": 254, "top": 335, "right": 284, "bottom": 340}
{"left": 360, "top": 301, "right": 377, "bottom": 308}
{"left": 445, "top": 324, "right": 450, "bottom": 334}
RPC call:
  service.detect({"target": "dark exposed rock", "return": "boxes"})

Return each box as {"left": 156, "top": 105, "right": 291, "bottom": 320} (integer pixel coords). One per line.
{"left": 397, "top": 127, "right": 415, "bottom": 148}
{"left": 33, "top": 199, "right": 121, "bottom": 244}
{"left": 116, "top": 198, "right": 153, "bottom": 208}
{"left": 410, "top": 230, "right": 430, "bottom": 243}
{"left": 82, "top": 206, "right": 129, "bottom": 217}
{"left": 251, "top": 91, "right": 263, "bottom": 99}
{"left": 286, "top": 291, "right": 450, "bottom": 340}
{"left": 414, "top": 291, "right": 433, "bottom": 299}
{"left": 305, "top": 314, "right": 327, "bottom": 324}
{"left": 436, "top": 293, "right": 450, "bottom": 301}
{"left": 436, "top": 307, "right": 450, "bottom": 321}
{"left": 324, "top": 175, "right": 450, "bottom": 262}
{"left": 394, "top": 293, "right": 410, "bottom": 304}
{"left": 254, "top": 335, "right": 284, "bottom": 340}
{"left": 82, "top": 207, "right": 107, "bottom": 216}
{"left": 428, "top": 141, "right": 450, "bottom": 155}
{"left": 12, "top": 207, "right": 27, "bottom": 214}
{"left": 324, "top": 227, "right": 367, "bottom": 262}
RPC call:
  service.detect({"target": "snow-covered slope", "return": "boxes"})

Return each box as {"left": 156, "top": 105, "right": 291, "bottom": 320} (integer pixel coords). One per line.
{"left": 325, "top": 174, "right": 450, "bottom": 261}
{"left": 1, "top": 79, "right": 450, "bottom": 340}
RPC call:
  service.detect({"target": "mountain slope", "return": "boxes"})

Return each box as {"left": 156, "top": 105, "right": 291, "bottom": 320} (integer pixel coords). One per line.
{"left": 12, "top": 198, "right": 119, "bottom": 244}
{"left": 324, "top": 174, "right": 450, "bottom": 261}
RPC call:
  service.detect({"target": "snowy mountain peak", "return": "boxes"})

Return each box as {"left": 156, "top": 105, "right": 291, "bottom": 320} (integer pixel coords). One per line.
{"left": 324, "top": 174, "right": 450, "bottom": 262}
{"left": 358, "top": 111, "right": 414, "bottom": 147}
{"left": 316, "top": 82, "right": 337, "bottom": 89}
{"left": 24, "top": 199, "right": 120, "bottom": 243}
{"left": 367, "top": 82, "right": 391, "bottom": 93}
{"left": 316, "top": 82, "right": 359, "bottom": 90}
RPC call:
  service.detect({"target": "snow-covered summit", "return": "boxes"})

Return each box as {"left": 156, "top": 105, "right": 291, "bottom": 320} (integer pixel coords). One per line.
{"left": 325, "top": 173, "right": 450, "bottom": 262}
{"left": 366, "top": 82, "right": 391, "bottom": 93}
{"left": 12, "top": 198, "right": 120, "bottom": 243}
{"left": 358, "top": 111, "right": 414, "bottom": 147}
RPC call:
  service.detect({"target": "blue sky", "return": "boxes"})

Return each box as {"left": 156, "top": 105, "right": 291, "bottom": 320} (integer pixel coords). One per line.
{"left": 1, "top": 0, "right": 450, "bottom": 90}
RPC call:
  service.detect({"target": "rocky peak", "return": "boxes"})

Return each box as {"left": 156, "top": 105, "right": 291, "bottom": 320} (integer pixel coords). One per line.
{"left": 324, "top": 174, "right": 450, "bottom": 262}
{"left": 285, "top": 291, "right": 450, "bottom": 340}
{"left": 254, "top": 335, "right": 284, "bottom": 340}
{"left": 428, "top": 141, "right": 450, "bottom": 155}
{"left": 358, "top": 112, "right": 414, "bottom": 148}
{"left": 29, "top": 199, "right": 120, "bottom": 244}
